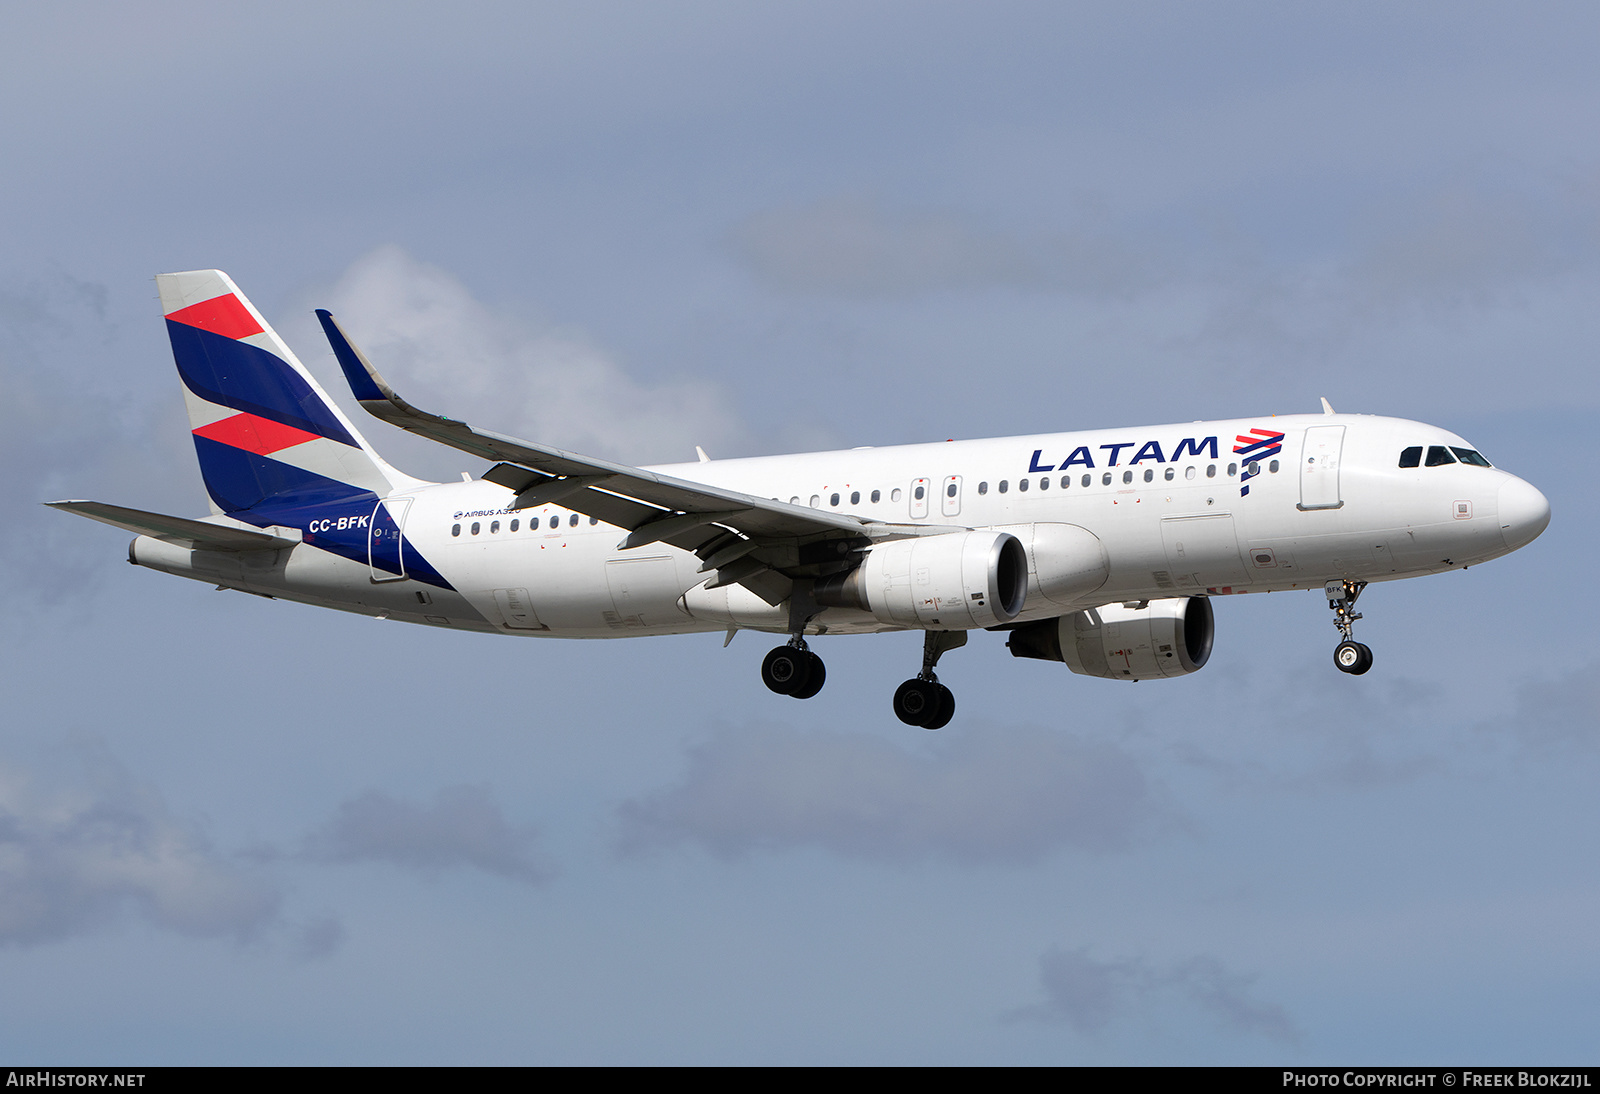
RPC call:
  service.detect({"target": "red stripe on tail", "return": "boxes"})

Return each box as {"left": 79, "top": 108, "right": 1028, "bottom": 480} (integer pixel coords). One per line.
{"left": 192, "top": 412, "right": 322, "bottom": 455}
{"left": 166, "top": 294, "right": 265, "bottom": 340}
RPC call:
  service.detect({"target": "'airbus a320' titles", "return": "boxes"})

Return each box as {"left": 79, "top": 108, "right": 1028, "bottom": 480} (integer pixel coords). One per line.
{"left": 51, "top": 271, "right": 1550, "bottom": 728}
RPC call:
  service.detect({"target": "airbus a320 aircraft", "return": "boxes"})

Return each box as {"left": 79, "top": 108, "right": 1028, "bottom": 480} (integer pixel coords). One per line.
{"left": 51, "top": 271, "right": 1550, "bottom": 728}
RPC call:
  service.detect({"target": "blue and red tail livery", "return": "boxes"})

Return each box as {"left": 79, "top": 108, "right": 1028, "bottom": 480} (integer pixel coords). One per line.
{"left": 157, "top": 270, "right": 406, "bottom": 516}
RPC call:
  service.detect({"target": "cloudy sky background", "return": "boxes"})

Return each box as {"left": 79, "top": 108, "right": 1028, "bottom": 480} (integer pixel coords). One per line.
{"left": 2, "top": 1, "right": 1595, "bottom": 1063}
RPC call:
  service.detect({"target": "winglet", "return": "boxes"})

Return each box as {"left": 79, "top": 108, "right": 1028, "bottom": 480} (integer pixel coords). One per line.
{"left": 316, "top": 309, "right": 456, "bottom": 429}
{"left": 1320, "top": 397, "right": 1336, "bottom": 415}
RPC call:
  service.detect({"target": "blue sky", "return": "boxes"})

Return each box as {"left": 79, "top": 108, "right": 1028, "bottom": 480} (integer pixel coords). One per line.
{"left": 2, "top": 1, "right": 1596, "bottom": 1063}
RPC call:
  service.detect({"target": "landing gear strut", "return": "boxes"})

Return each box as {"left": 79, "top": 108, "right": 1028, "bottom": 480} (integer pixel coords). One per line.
{"left": 1326, "top": 579, "right": 1373, "bottom": 675}
{"left": 893, "top": 631, "right": 965, "bottom": 729}
{"left": 762, "top": 635, "right": 826, "bottom": 699}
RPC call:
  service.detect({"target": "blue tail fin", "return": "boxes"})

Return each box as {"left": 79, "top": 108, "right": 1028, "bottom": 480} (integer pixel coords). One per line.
{"left": 157, "top": 270, "right": 415, "bottom": 517}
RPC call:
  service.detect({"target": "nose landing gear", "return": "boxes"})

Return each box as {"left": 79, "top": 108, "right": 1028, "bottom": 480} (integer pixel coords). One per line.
{"left": 761, "top": 636, "right": 826, "bottom": 699}
{"left": 892, "top": 631, "right": 965, "bottom": 729}
{"left": 1326, "top": 579, "right": 1373, "bottom": 675}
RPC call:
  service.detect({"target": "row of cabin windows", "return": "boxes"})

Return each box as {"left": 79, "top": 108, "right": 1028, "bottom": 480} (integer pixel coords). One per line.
{"left": 452, "top": 512, "right": 600, "bottom": 537}
{"left": 978, "top": 461, "right": 1277, "bottom": 493}
{"left": 450, "top": 455, "right": 1297, "bottom": 535}
{"left": 1398, "top": 446, "right": 1492, "bottom": 469}
{"left": 788, "top": 461, "right": 1281, "bottom": 509}
{"left": 793, "top": 489, "right": 893, "bottom": 507}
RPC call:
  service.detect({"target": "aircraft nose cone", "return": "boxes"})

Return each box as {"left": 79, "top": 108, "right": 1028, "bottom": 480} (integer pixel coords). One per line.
{"left": 1499, "top": 477, "right": 1551, "bottom": 552}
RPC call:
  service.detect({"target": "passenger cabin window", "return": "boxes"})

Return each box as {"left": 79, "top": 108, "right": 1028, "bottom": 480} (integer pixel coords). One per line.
{"left": 1452, "top": 447, "right": 1492, "bottom": 467}
{"left": 549, "top": 515, "right": 559, "bottom": 529}
{"left": 891, "top": 488, "right": 902, "bottom": 502}
{"left": 871, "top": 489, "right": 881, "bottom": 503}
{"left": 490, "top": 520, "right": 499, "bottom": 533}
{"left": 998, "top": 480, "right": 1009, "bottom": 494}
{"left": 913, "top": 485, "right": 925, "bottom": 501}
{"left": 1101, "top": 472, "right": 1112, "bottom": 486}
{"left": 1399, "top": 446, "right": 1422, "bottom": 468}
{"left": 1185, "top": 466, "right": 1196, "bottom": 480}
{"left": 1425, "top": 446, "right": 1455, "bottom": 467}
{"left": 1269, "top": 460, "right": 1279, "bottom": 473}
{"left": 452, "top": 523, "right": 461, "bottom": 537}
{"left": 471, "top": 522, "right": 480, "bottom": 535}
{"left": 569, "top": 513, "right": 579, "bottom": 526}
{"left": 1060, "top": 475, "right": 1071, "bottom": 489}
{"left": 1227, "top": 463, "right": 1237, "bottom": 476}
{"left": 1143, "top": 469, "right": 1154, "bottom": 483}
{"left": 1164, "top": 467, "right": 1175, "bottom": 481}
{"left": 851, "top": 491, "right": 861, "bottom": 504}
{"left": 1122, "top": 470, "right": 1133, "bottom": 484}
{"left": 945, "top": 483, "right": 957, "bottom": 497}
{"left": 589, "top": 515, "right": 598, "bottom": 525}
{"left": 977, "top": 482, "right": 988, "bottom": 495}
{"left": 1038, "top": 476, "right": 1048, "bottom": 490}
{"left": 1081, "top": 474, "right": 1091, "bottom": 487}
{"left": 510, "top": 519, "right": 519, "bottom": 532}
{"left": 1206, "top": 464, "right": 1216, "bottom": 478}
{"left": 1018, "top": 478, "right": 1029, "bottom": 492}
{"left": 830, "top": 493, "right": 840, "bottom": 506}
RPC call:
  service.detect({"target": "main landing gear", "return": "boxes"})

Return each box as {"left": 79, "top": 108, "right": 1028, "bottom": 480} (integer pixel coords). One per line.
{"left": 759, "top": 629, "right": 968, "bottom": 728}
{"left": 892, "top": 631, "right": 966, "bottom": 730}
{"left": 1326, "top": 579, "right": 1373, "bottom": 675}
{"left": 761, "top": 636, "right": 826, "bottom": 699}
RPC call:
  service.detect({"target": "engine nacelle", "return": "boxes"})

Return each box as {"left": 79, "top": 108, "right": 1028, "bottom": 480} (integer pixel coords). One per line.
{"left": 815, "top": 530, "right": 1028, "bottom": 630}
{"left": 1006, "top": 597, "right": 1214, "bottom": 680}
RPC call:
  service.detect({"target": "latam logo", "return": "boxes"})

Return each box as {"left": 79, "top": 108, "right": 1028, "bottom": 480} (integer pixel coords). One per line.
{"left": 1233, "top": 428, "right": 1285, "bottom": 496}
{"left": 1027, "top": 436, "right": 1219, "bottom": 472}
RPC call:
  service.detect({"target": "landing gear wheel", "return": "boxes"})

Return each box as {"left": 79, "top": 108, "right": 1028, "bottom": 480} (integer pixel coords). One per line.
{"left": 789, "top": 651, "right": 826, "bottom": 699}
{"left": 1333, "top": 640, "right": 1373, "bottom": 675}
{"left": 893, "top": 679, "right": 939, "bottom": 726}
{"left": 762, "top": 646, "right": 812, "bottom": 695}
{"left": 922, "top": 684, "right": 955, "bottom": 730}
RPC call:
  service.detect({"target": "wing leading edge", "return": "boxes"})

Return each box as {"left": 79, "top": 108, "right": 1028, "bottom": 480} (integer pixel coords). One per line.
{"left": 316, "top": 310, "right": 932, "bottom": 604}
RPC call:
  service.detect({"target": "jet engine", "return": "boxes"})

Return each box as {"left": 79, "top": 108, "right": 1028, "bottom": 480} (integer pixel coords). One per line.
{"left": 1006, "top": 597, "right": 1214, "bottom": 680}
{"left": 815, "top": 530, "right": 1028, "bottom": 630}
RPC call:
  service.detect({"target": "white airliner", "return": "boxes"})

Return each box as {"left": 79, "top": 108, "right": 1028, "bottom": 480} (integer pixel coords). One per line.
{"left": 51, "top": 270, "right": 1550, "bottom": 728}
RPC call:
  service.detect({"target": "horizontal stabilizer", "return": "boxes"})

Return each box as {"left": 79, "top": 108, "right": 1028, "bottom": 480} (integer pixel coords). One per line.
{"left": 46, "top": 501, "right": 301, "bottom": 552}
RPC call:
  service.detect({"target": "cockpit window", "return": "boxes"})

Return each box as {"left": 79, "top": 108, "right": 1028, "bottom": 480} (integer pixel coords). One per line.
{"left": 1451, "top": 447, "right": 1492, "bottom": 468}
{"left": 1398, "top": 446, "right": 1422, "bottom": 468}
{"left": 1425, "top": 445, "right": 1456, "bottom": 467}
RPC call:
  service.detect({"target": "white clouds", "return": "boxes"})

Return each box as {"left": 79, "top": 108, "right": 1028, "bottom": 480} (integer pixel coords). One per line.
{"left": 616, "top": 723, "right": 1155, "bottom": 864}
{"left": 319, "top": 246, "right": 748, "bottom": 466}
{"left": 1007, "top": 947, "right": 1296, "bottom": 1042}
{"left": 303, "top": 785, "right": 550, "bottom": 884}
{"left": 0, "top": 757, "right": 279, "bottom": 947}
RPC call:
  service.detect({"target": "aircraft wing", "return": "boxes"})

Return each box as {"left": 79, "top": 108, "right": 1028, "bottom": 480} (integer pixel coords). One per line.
{"left": 317, "top": 310, "right": 931, "bottom": 603}
{"left": 45, "top": 501, "right": 301, "bottom": 551}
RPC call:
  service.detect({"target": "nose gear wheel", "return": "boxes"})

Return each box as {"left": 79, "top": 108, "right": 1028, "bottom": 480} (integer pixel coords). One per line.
{"left": 1326, "top": 580, "right": 1374, "bottom": 675}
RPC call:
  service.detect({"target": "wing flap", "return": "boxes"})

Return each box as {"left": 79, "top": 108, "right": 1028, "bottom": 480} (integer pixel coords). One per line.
{"left": 46, "top": 501, "right": 301, "bottom": 551}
